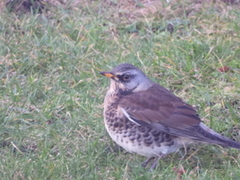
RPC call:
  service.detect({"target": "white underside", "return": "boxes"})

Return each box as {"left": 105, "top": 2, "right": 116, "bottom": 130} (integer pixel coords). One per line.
{"left": 105, "top": 122, "right": 192, "bottom": 157}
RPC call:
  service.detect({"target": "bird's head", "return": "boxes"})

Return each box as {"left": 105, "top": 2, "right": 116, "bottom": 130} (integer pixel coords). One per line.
{"left": 100, "top": 63, "right": 153, "bottom": 93}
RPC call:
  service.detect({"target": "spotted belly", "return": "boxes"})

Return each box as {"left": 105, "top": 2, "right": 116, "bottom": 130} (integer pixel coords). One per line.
{"left": 104, "top": 115, "right": 186, "bottom": 157}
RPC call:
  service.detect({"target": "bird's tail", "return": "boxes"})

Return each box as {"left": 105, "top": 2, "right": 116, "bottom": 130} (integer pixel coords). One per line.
{"left": 197, "top": 123, "right": 240, "bottom": 150}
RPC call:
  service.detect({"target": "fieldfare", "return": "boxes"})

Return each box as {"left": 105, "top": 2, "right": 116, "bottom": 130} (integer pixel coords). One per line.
{"left": 100, "top": 63, "right": 240, "bottom": 169}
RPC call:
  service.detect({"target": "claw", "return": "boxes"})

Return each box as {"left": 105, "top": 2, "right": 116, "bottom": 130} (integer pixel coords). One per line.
{"left": 142, "top": 153, "right": 165, "bottom": 170}
{"left": 142, "top": 157, "right": 155, "bottom": 168}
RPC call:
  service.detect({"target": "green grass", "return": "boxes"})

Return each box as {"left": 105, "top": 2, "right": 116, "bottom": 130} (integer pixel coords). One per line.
{"left": 0, "top": 1, "right": 240, "bottom": 179}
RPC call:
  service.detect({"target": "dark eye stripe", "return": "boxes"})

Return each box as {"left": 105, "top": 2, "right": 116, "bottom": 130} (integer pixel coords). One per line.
{"left": 118, "top": 74, "right": 133, "bottom": 82}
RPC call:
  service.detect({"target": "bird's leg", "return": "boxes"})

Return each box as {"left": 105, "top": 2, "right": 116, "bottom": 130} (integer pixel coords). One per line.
{"left": 142, "top": 157, "right": 155, "bottom": 168}
{"left": 150, "top": 153, "right": 165, "bottom": 170}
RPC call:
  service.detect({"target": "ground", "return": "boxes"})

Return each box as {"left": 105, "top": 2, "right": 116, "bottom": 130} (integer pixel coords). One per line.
{"left": 0, "top": 0, "right": 240, "bottom": 179}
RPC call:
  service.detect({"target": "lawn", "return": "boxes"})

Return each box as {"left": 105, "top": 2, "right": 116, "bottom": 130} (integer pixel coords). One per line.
{"left": 0, "top": 0, "right": 240, "bottom": 179}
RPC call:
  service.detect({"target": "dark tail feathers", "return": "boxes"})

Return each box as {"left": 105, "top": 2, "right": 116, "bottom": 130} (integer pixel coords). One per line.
{"left": 196, "top": 123, "right": 240, "bottom": 150}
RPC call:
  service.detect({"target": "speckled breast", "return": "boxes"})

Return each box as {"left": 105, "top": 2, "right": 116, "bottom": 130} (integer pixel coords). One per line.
{"left": 103, "top": 94, "right": 184, "bottom": 157}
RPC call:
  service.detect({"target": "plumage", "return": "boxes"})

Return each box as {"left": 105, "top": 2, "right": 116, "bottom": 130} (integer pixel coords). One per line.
{"left": 100, "top": 63, "right": 240, "bottom": 169}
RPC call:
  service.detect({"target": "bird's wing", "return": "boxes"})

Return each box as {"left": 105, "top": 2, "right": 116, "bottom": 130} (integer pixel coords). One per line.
{"left": 119, "top": 84, "right": 202, "bottom": 139}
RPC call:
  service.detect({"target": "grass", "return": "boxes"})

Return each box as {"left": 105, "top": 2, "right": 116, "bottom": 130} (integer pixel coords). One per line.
{"left": 0, "top": 0, "right": 240, "bottom": 179}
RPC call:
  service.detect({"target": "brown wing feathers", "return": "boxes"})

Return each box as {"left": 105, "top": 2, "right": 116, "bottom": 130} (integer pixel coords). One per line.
{"left": 119, "top": 84, "right": 200, "bottom": 128}
{"left": 119, "top": 84, "right": 240, "bottom": 149}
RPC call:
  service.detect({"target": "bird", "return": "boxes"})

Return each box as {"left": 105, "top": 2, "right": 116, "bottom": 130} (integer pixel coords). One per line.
{"left": 100, "top": 63, "right": 240, "bottom": 169}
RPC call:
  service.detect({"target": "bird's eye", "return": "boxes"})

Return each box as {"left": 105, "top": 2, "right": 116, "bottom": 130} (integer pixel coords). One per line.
{"left": 122, "top": 74, "right": 131, "bottom": 81}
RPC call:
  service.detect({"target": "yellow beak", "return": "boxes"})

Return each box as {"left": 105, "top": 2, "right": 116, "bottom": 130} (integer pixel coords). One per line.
{"left": 100, "top": 72, "right": 117, "bottom": 78}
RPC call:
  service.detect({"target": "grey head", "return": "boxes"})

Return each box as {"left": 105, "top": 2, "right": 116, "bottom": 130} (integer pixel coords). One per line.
{"left": 100, "top": 63, "right": 154, "bottom": 93}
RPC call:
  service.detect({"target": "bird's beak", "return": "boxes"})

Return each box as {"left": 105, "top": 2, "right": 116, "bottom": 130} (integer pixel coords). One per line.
{"left": 100, "top": 71, "right": 117, "bottom": 78}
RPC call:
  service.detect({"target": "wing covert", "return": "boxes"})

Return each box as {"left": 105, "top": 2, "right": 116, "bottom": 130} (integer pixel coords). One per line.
{"left": 119, "top": 84, "right": 201, "bottom": 137}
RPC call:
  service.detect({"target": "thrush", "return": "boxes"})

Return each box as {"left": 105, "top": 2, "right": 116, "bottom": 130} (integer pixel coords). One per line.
{"left": 100, "top": 63, "right": 240, "bottom": 169}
